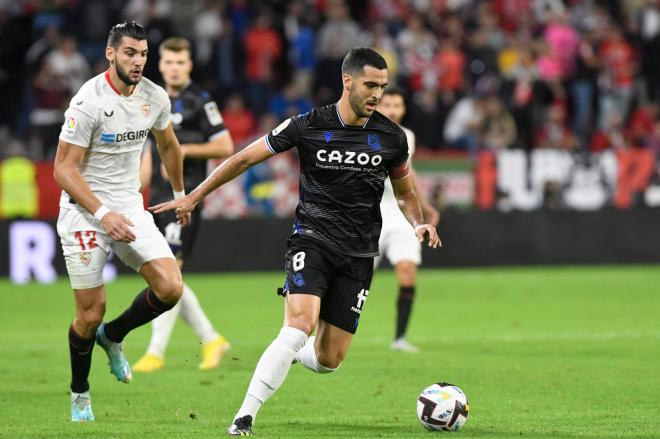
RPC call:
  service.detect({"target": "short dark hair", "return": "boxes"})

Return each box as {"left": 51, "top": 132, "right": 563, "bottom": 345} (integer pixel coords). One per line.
{"left": 107, "top": 21, "right": 147, "bottom": 49}
{"left": 341, "top": 47, "right": 387, "bottom": 75}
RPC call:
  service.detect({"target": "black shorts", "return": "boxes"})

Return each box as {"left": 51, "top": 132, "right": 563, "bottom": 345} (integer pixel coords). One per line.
{"left": 153, "top": 208, "right": 202, "bottom": 260}
{"left": 281, "top": 235, "right": 374, "bottom": 334}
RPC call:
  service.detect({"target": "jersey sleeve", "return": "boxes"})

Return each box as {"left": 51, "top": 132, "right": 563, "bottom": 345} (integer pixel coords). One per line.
{"left": 388, "top": 129, "right": 410, "bottom": 179}
{"left": 59, "top": 98, "right": 98, "bottom": 148}
{"left": 198, "top": 95, "right": 228, "bottom": 140}
{"left": 404, "top": 127, "right": 416, "bottom": 157}
{"left": 153, "top": 90, "right": 172, "bottom": 131}
{"left": 264, "top": 113, "right": 308, "bottom": 154}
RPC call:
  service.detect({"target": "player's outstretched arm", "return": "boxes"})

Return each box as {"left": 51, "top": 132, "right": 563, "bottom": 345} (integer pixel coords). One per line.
{"left": 411, "top": 169, "right": 440, "bottom": 227}
{"left": 180, "top": 130, "right": 235, "bottom": 159}
{"left": 391, "top": 174, "right": 441, "bottom": 248}
{"left": 149, "top": 137, "right": 273, "bottom": 217}
{"left": 53, "top": 140, "right": 136, "bottom": 242}
{"left": 151, "top": 122, "right": 190, "bottom": 225}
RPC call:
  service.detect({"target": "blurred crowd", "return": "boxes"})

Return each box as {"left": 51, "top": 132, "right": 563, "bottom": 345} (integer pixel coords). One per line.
{"left": 1, "top": 0, "right": 660, "bottom": 160}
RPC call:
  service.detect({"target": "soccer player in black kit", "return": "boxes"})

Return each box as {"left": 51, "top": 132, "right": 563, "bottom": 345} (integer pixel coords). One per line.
{"left": 135, "top": 37, "right": 234, "bottom": 372}
{"left": 151, "top": 48, "right": 441, "bottom": 436}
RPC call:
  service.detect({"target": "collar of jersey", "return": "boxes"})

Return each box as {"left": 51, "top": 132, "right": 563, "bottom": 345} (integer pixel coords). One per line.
{"left": 335, "top": 103, "right": 369, "bottom": 128}
{"left": 104, "top": 69, "right": 137, "bottom": 97}
{"left": 168, "top": 80, "right": 192, "bottom": 98}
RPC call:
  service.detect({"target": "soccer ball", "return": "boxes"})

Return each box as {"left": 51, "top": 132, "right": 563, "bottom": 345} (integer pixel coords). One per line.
{"left": 417, "top": 382, "right": 469, "bottom": 432}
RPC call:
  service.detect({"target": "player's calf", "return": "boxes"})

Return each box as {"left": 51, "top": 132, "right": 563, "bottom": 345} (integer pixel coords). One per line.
{"left": 69, "top": 324, "right": 96, "bottom": 393}
{"left": 295, "top": 336, "right": 340, "bottom": 373}
{"left": 103, "top": 287, "right": 176, "bottom": 343}
{"left": 312, "top": 320, "right": 352, "bottom": 369}
{"left": 316, "top": 348, "right": 344, "bottom": 370}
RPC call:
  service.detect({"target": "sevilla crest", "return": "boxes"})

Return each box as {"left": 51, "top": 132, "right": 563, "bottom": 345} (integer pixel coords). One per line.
{"left": 79, "top": 252, "right": 91, "bottom": 266}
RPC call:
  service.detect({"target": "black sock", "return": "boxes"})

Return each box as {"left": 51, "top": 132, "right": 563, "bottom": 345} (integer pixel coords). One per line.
{"left": 104, "top": 288, "right": 174, "bottom": 343}
{"left": 395, "top": 286, "right": 416, "bottom": 340}
{"left": 69, "top": 325, "right": 95, "bottom": 393}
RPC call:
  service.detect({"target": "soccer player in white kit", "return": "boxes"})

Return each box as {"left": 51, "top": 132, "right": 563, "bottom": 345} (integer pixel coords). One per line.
{"left": 53, "top": 21, "right": 190, "bottom": 422}
{"left": 374, "top": 88, "right": 440, "bottom": 353}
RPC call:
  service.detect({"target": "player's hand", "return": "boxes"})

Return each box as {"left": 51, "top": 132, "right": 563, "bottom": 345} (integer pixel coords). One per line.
{"left": 414, "top": 224, "right": 441, "bottom": 248}
{"left": 177, "top": 209, "right": 191, "bottom": 226}
{"left": 100, "top": 211, "right": 136, "bottom": 243}
{"left": 424, "top": 206, "right": 441, "bottom": 227}
{"left": 149, "top": 195, "right": 196, "bottom": 226}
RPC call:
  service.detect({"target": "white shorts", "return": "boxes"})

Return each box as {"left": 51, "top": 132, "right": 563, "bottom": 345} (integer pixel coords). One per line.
{"left": 374, "top": 222, "right": 422, "bottom": 268}
{"left": 57, "top": 208, "right": 174, "bottom": 289}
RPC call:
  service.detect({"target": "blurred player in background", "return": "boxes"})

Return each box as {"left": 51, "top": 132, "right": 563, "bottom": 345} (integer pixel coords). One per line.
{"left": 53, "top": 22, "right": 189, "bottom": 422}
{"left": 134, "top": 37, "right": 234, "bottom": 373}
{"left": 151, "top": 47, "right": 441, "bottom": 436}
{"left": 374, "top": 88, "right": 440, "bottom": 353}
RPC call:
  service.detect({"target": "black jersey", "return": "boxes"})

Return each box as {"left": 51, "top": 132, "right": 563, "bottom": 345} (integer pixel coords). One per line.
{"left": 150, "top": 82, "right": 227, "bottom": 206}
{"left": 266, "top": 103, "right": 410, "bottom": 258}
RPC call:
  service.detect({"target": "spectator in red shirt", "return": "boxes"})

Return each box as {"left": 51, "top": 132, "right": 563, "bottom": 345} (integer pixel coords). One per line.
{"left": 222, "top": 94, "right": 257, "bottom": 147}
{"left": 494, "top": 0, "right": 532, "bottom": 33}
{"left": 243, "top": 12, "right": 283, "bottom": 115}
{"left": 433, "top": 38, "right": 466, "bottom": 98}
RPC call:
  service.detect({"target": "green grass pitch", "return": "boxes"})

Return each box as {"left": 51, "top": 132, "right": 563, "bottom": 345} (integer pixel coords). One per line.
{"left": 1, "top": 266, "right": 659, "bottom": 438}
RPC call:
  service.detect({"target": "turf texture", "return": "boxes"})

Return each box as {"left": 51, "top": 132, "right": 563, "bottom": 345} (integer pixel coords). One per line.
{"left": 0, "top": 265, "right": 658, "bottom": 438}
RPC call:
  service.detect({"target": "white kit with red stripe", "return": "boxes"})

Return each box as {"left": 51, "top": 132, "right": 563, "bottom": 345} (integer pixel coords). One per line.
{"left": 58, "top": 70, "right": 171, "bottom": 214}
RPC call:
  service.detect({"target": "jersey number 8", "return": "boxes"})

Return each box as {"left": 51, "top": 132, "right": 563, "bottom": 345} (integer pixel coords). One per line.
{"left": 292, "top": 251, "right": 306, "bottom": 271}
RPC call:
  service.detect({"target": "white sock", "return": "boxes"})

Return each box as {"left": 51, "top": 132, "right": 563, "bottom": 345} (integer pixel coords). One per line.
{"left": 295, "top": 336, "right": 339, "bottom": 374}
{"left": 234, "top": 327, "right": 308, "bottom": 422}
{"left": 179, "top": 283, "right": 218, "bottom": 343}
{"left": 146, "top": 300, "right": 180, "bottom": 358}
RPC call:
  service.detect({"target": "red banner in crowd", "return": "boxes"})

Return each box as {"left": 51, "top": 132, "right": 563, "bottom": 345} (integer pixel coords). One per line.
{"left": 1, "top": 150, "right": 659, "bottom": 220}
{"left": 474, "top": 149, "right": 660, "bottom": 211}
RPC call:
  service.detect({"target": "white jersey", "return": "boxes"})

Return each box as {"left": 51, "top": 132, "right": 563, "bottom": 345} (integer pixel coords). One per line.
{"left": 381, "top": 125, "right": 416, "bottom": 228}
{"left": 58, "top": 71, "right": 171, "bottom": 214}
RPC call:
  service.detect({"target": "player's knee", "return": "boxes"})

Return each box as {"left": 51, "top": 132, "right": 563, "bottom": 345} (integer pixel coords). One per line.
{"left": 287, "top": 315, "right": 317, "bottom": 335}
{"left": 153, "top": 274, "right": 183, "bottom": 304}
{"left": 80, "top": 304, "right": 105, "bottom": 330}
{"left": 397, "top": 261, "right": 417, "bottom": 287}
